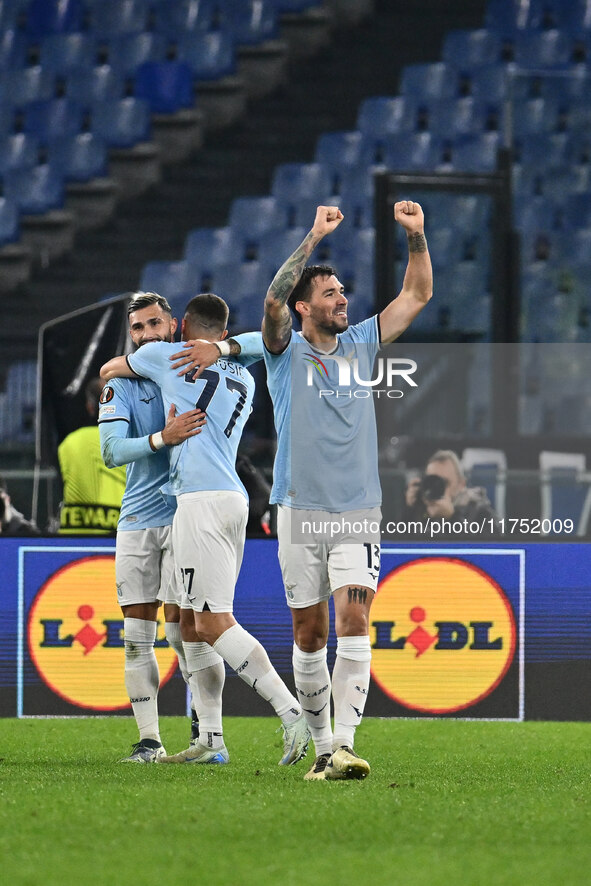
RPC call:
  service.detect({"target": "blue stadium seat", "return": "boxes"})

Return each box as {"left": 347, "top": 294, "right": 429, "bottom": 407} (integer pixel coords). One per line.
{"left": 3, "top": 359, "right": 37, "bottom": 444}
{"left": 257, "top": 226, "right": 308, "bottom": 269}
{"left": 87, "top": 0, "right": 151, "bottom": 40}
{"left": 177, "top": 31, "right": 236, "bottom": 81}
{"left": 106, "top": 31, "right": 168, "bottom": 78}
{"left": 314, "top": 131, "right": 363, "bottom": 194}
{"left": 64, "top": 65, "right": 126, "bottom": 107}
{"left": 25, "top": 0, "right": 85, "bottom": 39}
{"left": 356, "top": 96, "right": 415, "bottom": 137}
{"left": 139, "top": 259, "right": 205, "bottom": 300}
{"left": 512, "top": 97, "right": 560, "bottom": 138}
{"left": 560, "top": 193, "right": 591, "bottom": 229}
{"left": 0, "top": 66, "right": 56, "bottom": 106}
{"left": 91, "top": 97, "right": 151, "bottom": 148}
{"left": 513, "top": 29, "right": 574, "bottom": 67}
{"left": 0, "top": 0, "right": 28, "bottom": 32}
{"left": 447, "top": 132, "right": 501, "bottom": 172}
{"left": 151, "top": 0, "right": 218, "bottom": 38}
{"left": 517, "top": 132, "right": 570, "bottom": 170}
{"left": 228, "top": 196, "right": 288, "bottom": 241}
{"left": 274, "top": 0, "right": 322, "bottom": 10}
{"left": 184, "top": 226, "right": 237, "bottom": 267}
{"left": 208, "top": 260, "right": 270, "bottom": 302}
{"left": 270, "top": 162, "right": 332, "bottom": 207}
{"left": 23, "top": 98, "right": 85, "bottom": 143}
{"left": 314, "top": 131, "right": 362, "bottom": 170}
{"left": 39, "top": 33, "right": 99, "bottom": 73}
{"left": 537, "top": 68, "right": 588, "bottom": 104}
{"left": 338, "top": 165, "right": 378, "bottom": 229}
{"left": 331, "top": 227, "right": 375, "bottom": 280}
{"left": 47, "top": 132, "right": 108, "bottom": 182}
{"left": 442, "top": 28, "right": 503, "bottom": 67}
{"left": 0, "top": 28, "right": 28, "bottom": 70}
{"left": 381, "top": 132, "right": 444, "bottom": 171}
{"left": 470, "top": 63, "right": 518, "bottom": 104}
{"left": 0, "top": 195, "right": 20, "bottom": 245}
{"left": 133, "top": 60, "right": 194, "bottom": 113}
{"left": 4, "top": 163, "right": 64, "bottom": 213}
{"left": 484, "top": 0, "right": 539, "bottom": 32}
{"left": 421, "top": 97, "right": 489, "bottom": 136}
{"left": 0, "top": 133, "right": 39, "bottom": 174}
{"left": 218, "top": 0, "right": 279, "bottom": 46}
{"left": 399, "top": 62, "right": 459, "bottom": 100}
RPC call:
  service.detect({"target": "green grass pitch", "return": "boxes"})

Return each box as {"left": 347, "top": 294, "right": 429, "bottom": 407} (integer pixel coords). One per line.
{"left": 0, "top": 717, "right": 588, "bottom": 886}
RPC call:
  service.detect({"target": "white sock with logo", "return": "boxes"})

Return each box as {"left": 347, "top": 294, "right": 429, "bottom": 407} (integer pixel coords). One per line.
{"left": 331, "top": 635, "right": 372, "bottom": 751}
{"left": 124, "top": 617, "right": 160, "bottom": 742}
{"left": 213, "top": 623, "right": 301, "bottom": 723}
{"left": 182, "top": 641, "right": 226, "bottom": 749}
{"left": 292, "top": 644, "right": 333, "bottom": 756}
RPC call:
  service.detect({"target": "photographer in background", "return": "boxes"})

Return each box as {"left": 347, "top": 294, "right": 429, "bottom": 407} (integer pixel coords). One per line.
{"left": 405, "top": 449, "right": 501, "bottom": 534}
{"left": 0, "top": 475, "right": 41, "bottom": 537}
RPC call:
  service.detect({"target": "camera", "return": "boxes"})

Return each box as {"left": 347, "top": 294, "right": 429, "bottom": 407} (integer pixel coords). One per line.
{"left": 418, "top": 473, "right": 447, "bottom": 502}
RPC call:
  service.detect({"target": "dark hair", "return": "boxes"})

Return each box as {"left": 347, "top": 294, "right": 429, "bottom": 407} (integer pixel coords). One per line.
{"left": 287, "top": 265, "right": 338, "bottom": 319}
{"left": 127, "top": 291, "right": 172, "bottom": 317}
{"left": 184, "top": 293, "right": 229, "bottom": 335}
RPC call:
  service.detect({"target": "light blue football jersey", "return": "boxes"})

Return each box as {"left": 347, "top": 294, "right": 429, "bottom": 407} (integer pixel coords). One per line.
{"left": 264, "top": 316, "right": 382, "bottom": 512}
{"left": 128, "top": 341, "right": 256, "bottom": 499}
{"left": 98, "top": 377, "right": 176, "bottom": 530}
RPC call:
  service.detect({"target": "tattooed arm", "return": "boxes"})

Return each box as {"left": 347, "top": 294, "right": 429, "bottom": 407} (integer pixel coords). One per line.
{"left": 379, "top": 200, "right": 433, "bottom": 344}
{"left": 262, "top": 205, "right": 344, "bottom": 353}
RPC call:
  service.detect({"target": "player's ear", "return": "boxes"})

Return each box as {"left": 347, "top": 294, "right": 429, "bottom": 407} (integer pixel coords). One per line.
{"left": 296, "top": 300, "right": 309, "bottom": 317}
{"left": 171, "top": 317, "right": 178, "bottom": 335}
{"left": 220, "top": 329, "right": 228, "bottom": 340}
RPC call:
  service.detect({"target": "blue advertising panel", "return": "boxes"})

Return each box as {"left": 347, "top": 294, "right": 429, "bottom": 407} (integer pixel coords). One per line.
{"left": 0, "top": 538, "right": 589, "bottom": 720}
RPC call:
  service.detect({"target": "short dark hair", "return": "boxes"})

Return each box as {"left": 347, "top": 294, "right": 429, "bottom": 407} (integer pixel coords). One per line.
{"left": 287, "top": 265, "right": 338, "bottom": 319}
{"left": 127, "top": 291, "right": 172, "bottom": 317}
{"left": 184, "top": 293, "right": 229, "bottom": 336}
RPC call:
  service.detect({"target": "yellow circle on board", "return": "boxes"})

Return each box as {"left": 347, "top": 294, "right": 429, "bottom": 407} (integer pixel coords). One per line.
{"left": 370, "top": 557, "right": 516, "bottom": 714}
{"left": 28, "top": 555, "right": 178, "bottom": 711}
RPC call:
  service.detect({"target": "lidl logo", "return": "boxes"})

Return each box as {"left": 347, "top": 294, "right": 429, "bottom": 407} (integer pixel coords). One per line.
{"left": 27, "top": 555, "right": 177, "bottom": 710}
{"left": 370, "top": 557, "right": 516, "bottom": 714}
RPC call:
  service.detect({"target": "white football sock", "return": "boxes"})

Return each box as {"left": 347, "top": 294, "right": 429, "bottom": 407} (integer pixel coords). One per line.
{"left": 213, "top": 623, "right": 301, "bottom": 723}
{"left": 331, "top": 635, "right": 372, "bottom": 751}
{"left": 124, "top": 617, "right": 160, "bottom": 742}
{"left": 164, "top": 621, "right": 190, "bottom": 683}
{"left": 292, "top": 644, "right": 333, "bottom": 756}
{"left": 182, "top": 641, "right": 226, "bottom": 749}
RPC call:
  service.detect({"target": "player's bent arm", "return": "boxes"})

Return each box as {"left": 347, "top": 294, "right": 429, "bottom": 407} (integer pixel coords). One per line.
{"left": 99, "top": 408, "right": 205, "bottom": 467}
{"left": 100, "top": 355, "right": 140, "bottom": 382}
{"left": 263, "top": 206, "right": 343, "bottom": 353}
{"left": 99, "top": 419, "right": 151, "bottom": 468}
{"left": 169, "top": 332, "right": 264, "bottom": 375}
{"left": 379, "top": 206, "right": 433, "bottom": 345}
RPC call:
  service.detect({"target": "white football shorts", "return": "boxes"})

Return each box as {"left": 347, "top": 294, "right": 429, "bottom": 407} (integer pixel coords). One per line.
{"left": 115, "top": 524, "right": 175, "bottom": 607}
{"left": 276, "top": 505, "right": 382, "bottom": 608}
{"left": 172, "top": 490, "right": 247, "bottom": 613}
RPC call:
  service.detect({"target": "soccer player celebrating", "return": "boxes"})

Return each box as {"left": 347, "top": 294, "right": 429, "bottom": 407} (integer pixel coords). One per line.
{"left": 99, "top": 292, "right": 209, "bottom": 762}
{"left": 101, "top": 294, "right": 310, "bottom": 766}
{"left": 262, "top": 202, "right": 432, "bottom": 780}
